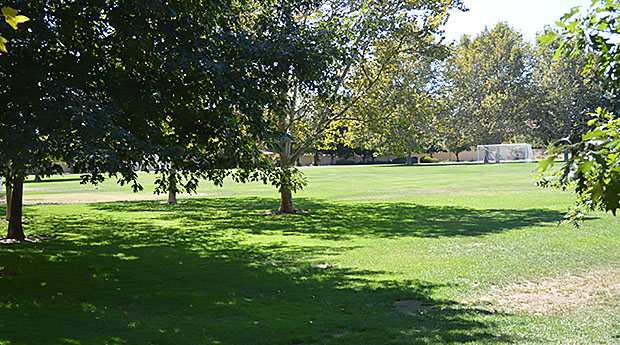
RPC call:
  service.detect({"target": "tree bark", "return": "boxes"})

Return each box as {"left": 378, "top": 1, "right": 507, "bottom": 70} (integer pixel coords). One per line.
{"left": 167, "top": 167, "right": 178, "bottom": 204}
{"left": 278, "top": 188, "right": 296, "bottom": 214}
{"left": 455, "top": 151, "right": 460, "bottom": 162}
{"left": 277, "top": 130, "right": 298, "bottom": 213}
{"left": 313, "top": 151, "right": 320, "bottom": 166}
{"left": 406, "top": 150, "right": 412, "bottom": 165}
{"left": 6, "top": 177, "right": 24, "bottom": 240}
{"left": 5, "top": 180, "right": 12, "bottom": 221}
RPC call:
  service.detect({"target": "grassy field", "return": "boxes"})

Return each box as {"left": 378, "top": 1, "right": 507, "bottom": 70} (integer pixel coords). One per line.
{"left": 1, "top": 163, "right": 619, "bottom": 344}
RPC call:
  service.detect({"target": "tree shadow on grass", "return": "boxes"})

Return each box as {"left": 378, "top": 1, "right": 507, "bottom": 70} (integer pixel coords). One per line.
{"left": 94, "top": 197, "right": 566, "bottom": 240}
{"left": 0, "top": 213, "right": 522, "bottom": 345}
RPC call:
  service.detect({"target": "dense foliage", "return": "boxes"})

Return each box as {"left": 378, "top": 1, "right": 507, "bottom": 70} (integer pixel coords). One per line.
{"left": 539, "top": 109, "right": 620, "bottom": 223}
{"left": 0, "top": 0, "right": 281, "bottom": 239}
{"left": 538, "top": 0, "right": 620, "bottom": 224}
{"left": 261, "top": 0, "right": 465, "bottom": 212}
{"left": 345, "top": 21, "right": 612, "bottom": 163}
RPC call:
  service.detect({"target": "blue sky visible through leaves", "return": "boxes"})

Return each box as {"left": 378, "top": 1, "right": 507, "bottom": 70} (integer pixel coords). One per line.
{"left": 443, "top": 0, "right": 593, "bottom": 43}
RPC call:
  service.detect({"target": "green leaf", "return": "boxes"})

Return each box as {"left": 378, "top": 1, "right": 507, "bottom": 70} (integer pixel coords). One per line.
{"left": 582, "top": 130, "right": 606, "bottom": 140}
{"left": 2, "top": 7, "right": 29, "bottom": 30}
{"left": 579, "top": 160, "right": 595, "bottom": 173}
{"left": 537, "top": 155, "right": 556, "bottom": 172}
{"left": 0, "top": 35, "right": 7, "bottom": 53}
{"left": 560, "top": 7, "right": 581, "bottom": 22}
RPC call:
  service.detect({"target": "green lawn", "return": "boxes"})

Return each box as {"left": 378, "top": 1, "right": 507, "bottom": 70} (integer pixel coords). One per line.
{"left": 1, "top": 164, "right": 619, "bottom": 344}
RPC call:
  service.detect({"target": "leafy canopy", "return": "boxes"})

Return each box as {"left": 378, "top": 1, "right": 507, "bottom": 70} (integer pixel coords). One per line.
{"left": 538, "top": 0, "right": 620, "bottom": 224}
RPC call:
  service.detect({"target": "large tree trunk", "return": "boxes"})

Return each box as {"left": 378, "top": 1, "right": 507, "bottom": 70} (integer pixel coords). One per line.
{"left": 278, "top": 188, "right": 296, "bottom": 214}
{"left": 6, "top": 177, "right": 24, "bottom": 241}
{"left": 5, "top": 180, "right": 12, "bottom": 221}
{"left": 167, "top": 167, "right": 178, "bottom": 204}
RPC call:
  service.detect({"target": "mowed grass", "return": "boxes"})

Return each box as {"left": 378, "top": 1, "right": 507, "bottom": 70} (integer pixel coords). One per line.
{"left": 1, "top": 163, "right": 619, "bottom": 344}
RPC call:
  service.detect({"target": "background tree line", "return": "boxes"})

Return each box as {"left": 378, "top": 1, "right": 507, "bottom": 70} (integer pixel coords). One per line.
{"left": 344, "top": 22, "right": 615, "bottom": 162}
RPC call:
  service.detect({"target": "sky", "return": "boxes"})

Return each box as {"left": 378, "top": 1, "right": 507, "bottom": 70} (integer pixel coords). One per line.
{"left": 443, "top": 0, "right": 594, "bottom": 43}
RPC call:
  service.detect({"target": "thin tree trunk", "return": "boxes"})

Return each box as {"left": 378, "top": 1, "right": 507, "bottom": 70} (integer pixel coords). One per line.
{"left": 406, "top": 150, "right": 412, "bottom": 166}
{"left": 167, "top": 167, "right": 178, "bottom": 204}
{"left": 7, "top": 177, "right": 24, "bottom": 240}
{"left": 277, "top": 133, "right": 298, "bottom": 213}
{"left": 313, "top": 151, "right": 319, "bottom": 166}
{"left": 455, "top": 151, "right": 460, "bottom": 162}
{"left": 5, "top": 180, "right": 12, "bottom": 221}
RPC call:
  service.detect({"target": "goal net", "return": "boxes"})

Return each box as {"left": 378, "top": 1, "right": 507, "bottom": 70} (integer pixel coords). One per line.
{"left": 476, "top": 143, "right": 535, "bottom": 163}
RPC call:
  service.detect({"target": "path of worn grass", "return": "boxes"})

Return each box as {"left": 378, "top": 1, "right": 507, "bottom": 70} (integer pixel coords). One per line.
{"left": 1, "top": 164, "right": 619, "bottom": 344}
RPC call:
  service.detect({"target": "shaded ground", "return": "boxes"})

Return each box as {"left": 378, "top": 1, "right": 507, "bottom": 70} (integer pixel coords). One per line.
{"left": 0, "top": 203, "right": 516, "bottom": 344}
{"left": 95, "top": 197, "right": 565, "bottom": 239}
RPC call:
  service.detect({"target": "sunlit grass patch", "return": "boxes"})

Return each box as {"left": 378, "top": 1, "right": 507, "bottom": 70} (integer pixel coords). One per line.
{"left": 1, "top": 164, "right": 619, "bottom": 344}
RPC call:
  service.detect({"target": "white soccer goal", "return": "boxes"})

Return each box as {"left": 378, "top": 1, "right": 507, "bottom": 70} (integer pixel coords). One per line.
{"left": 476, "top": 143, "right": 535, "bottom": 163}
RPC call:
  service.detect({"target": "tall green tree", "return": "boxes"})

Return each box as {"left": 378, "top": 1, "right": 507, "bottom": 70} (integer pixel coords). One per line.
{"left": 256, "top": 0, "right": 464, "bottom": 213}
{"left": 443, "top": 23, "right": 535, "bottom": 147}
{"left": 100, "top": 0, "right": 278, "bottom": 205}
{"left": 530, "top": 29, "right": 608, "bottom": 146}
{"left": 348, "top": 50, "right": 443, "bottom": 165}
{"left": 0, "top": 0, "right": 278, "bottom": 240}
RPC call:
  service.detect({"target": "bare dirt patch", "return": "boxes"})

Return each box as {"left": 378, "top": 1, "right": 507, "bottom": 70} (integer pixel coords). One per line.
{"left": 0, "top": 269, "right": 20, "bottom": 278}
{"left": 156, "top": 201, "right": 189, "bottom": 205}
{"left": 0, "top": 217, "right": 34, "bottom": 223}
{"left": 477, "top": 267, "right": 620, "bottom": 315}
{"left": 261, "top": 210, "right": 313, "bottom": 215}
{"left": 395, "top": 299, "right": 435, "bottom": 312}
{"left": 0, "top": 235, "right": 55, "bottom": 244}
